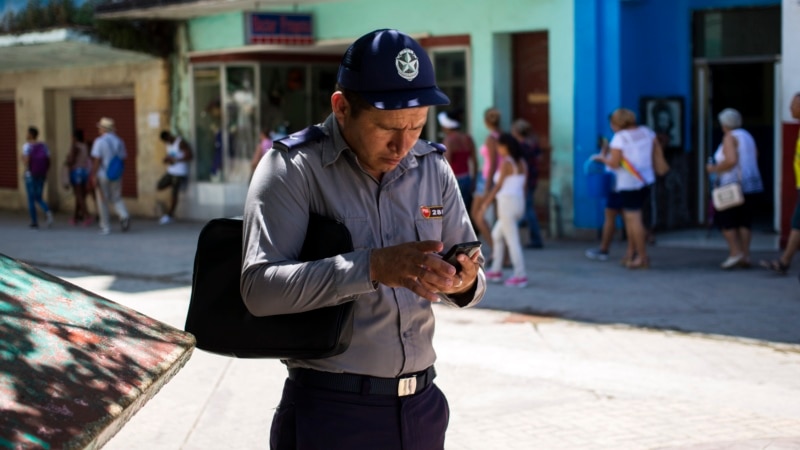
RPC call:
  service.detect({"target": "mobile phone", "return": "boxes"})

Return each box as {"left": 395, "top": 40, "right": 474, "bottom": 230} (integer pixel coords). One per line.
{"left": 440, "top": 241, "right": 482, "bottom": 271}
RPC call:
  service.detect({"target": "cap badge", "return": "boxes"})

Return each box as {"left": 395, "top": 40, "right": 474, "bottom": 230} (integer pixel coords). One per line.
{"left": 396, "top": 48, "right": 419, "bottom": 81}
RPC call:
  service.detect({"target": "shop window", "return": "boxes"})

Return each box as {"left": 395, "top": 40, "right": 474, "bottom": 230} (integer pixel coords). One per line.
{"left": 225, "top": 66, "right": 258, "bottom": 183}
{"left": 193, "top": 62, "right": 338, "bottom": 183}
{"left": 193, "top": 66, "right": 222, "bottom": 182}
{"left": 428, "top": 49, "right": 469, "bottom": 142}
{"left": 259, "top": 64, "right": 338, "bottom": 139}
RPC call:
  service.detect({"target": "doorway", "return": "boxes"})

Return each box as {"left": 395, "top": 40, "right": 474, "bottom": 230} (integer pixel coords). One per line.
{"left": 512, "top": 31, "right": 550, "bottom": 228}
{"left": 694, "top": 60, "right": 778, "bottom": 231}
{"left": 692, "top": 5, "right": 780, "bottom": 231}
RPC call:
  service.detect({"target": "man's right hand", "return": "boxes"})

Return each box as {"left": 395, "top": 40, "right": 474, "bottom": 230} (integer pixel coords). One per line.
{"left": 370, "top": 240, "right": 455, "bottom": 302}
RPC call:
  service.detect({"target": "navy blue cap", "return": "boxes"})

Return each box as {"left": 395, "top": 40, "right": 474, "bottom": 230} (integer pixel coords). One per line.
{"left": 337, "top": 29, "right": 450, "bottom": 110}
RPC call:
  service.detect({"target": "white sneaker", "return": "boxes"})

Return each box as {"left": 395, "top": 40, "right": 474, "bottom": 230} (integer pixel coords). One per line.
{"left": 46, "top": 211, "right": 53, "bottom": 228}
{"left": 99, "top": 228, "right": 110, "bottom": 236}
{"left": 159, "top": 215, "right": 172, "bottom": 225}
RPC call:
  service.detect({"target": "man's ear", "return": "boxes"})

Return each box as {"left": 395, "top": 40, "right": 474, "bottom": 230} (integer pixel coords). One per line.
{"left": 331, "top": 91, "right": 349, "bottom": 120}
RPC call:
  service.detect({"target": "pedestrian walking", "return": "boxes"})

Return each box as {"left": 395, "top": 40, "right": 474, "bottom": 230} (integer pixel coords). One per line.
{"left": 438, "top": 109, "right": 477, "bottom": 213}
{"left": 241, "top": 28, "right": 486, "bottom": 449}
{"left": 483, "top": 133, "right": 529, "bottom": 287}
{"left": 156, "top": 130, "right": 193, "bottom": 225}
{"left": 90, "top": 117, "right": 131, "bottom": 235}
{"left": 706, "top": 108, "right": 764, "bottom": 269}
{"left": 592, "top": 108, "right": 661, "bottom": 269}
{"left": 65, "top": 129, "right": 92, "bottom": 226}
{"left": 21, "top": 126, "right": 53, "bottom": 229}
{"left": 760, "top": 92, "right": 800, "bottom": 283}
{"left": 471, "top": 108, "right": 503, "bottom": 256}
{"left": 585, "top": 136, "right": 625, "bottom": 262}
{"left": 511, "top": 118, "right": 544, "bottom": 249}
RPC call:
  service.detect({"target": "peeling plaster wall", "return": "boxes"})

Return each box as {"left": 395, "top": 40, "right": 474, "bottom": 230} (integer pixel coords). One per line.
{"left": 0, "top": 59, "right": 170, "bottom": 217}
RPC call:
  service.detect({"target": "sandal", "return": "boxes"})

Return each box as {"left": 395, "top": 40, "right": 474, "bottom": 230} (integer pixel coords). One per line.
{"left": 759, "top": 259, "right": 789, "bottom": 275}
{"left": 626, "top": 258, "right": 650, "bottom": 270}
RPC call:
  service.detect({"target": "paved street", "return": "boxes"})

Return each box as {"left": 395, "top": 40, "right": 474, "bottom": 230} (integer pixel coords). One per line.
{"left": 1, "top": 209, "right": 799, "bottom": 449}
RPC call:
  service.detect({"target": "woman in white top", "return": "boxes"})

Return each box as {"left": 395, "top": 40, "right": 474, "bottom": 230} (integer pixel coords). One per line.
{"left": 594, "top": 108, "right": 661, "bottom": 269}
{"left": 483, "top": 133, "right": 528, "bottom": 287}
{"left": 706, "top": 108, "right": 764, "bottom": 269}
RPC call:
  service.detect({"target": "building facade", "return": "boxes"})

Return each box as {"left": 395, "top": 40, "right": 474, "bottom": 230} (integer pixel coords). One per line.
{"left": 2, "top": 0, "right": 798, "bottom": 244}
{"left": 575, "top": 0, "right": 791, "bottom": 241}
{"left": 0, "top": 29, "right": 170, "bottom": 218}
{"left": 97, "top": 0, "right": 575, "bottom": 228}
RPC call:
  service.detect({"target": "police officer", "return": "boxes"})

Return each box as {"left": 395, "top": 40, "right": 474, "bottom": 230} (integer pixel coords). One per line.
{"left": 241, "top": 29, "right": 486, "bottom": 449}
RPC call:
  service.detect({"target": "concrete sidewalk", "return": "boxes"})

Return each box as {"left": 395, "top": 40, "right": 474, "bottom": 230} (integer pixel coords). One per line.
{"left": 2, "top": 210, "right": 800, "bottom": 448}
{"left": 2, "top": 209, "right": 798, "bottom": 344}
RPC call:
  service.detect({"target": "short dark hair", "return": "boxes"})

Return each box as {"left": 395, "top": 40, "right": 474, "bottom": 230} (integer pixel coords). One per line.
{"left": 336, "top": 83, "right": 373, "bottom": 118}
{"left": 28, "top": 126, "right": 38, "bottom": 139}
{"left": 498, "top": 133, "right": 523, "bottom": 162}
{"left": 160, "top": 130, "right": 172, "bottom": 141}
{"left": 74, "top": 129, "right": 84, "bottom": 142}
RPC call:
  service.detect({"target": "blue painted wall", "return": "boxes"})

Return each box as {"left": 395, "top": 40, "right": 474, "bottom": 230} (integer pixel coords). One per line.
{"left": 573, "top": 0, "right": 780, "bottom": 230}
{"left": 573, "top": 0, "right": 621, "bottom": 228}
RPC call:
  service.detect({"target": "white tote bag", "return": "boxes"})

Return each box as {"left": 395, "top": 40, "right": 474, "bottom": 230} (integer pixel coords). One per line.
{"left": 712, "top": 182, "right": 744, "bottom": 211}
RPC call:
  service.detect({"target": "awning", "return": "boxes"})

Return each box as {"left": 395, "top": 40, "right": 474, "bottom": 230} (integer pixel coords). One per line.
{"left": 0, "top": 29, "right": 157, "bottom": 74}
{"left": 95, "top": 0, "right": 342, "bottom": 20}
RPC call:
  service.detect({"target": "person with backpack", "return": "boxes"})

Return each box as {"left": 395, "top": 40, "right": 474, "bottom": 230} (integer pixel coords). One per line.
{"left": 21, "top": 126, "right": 53, "bottom": 229}
{"left": 89, "top": 117, "right": 131, "bottom": 235}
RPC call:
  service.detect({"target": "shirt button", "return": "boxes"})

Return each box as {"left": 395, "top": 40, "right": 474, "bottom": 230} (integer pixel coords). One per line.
{"left": 402, "top": 330, "right": 412, "bottom": 338}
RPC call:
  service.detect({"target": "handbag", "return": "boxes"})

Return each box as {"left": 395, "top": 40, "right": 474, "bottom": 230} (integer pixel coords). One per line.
{"left": 712, "top": 182, "right": 744, "bottom": 211}
{"left": 184, "top": 213, "right": 355, "bottom": 359}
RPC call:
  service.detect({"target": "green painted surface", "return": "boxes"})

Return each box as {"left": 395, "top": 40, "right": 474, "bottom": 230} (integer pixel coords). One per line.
{"left": 189, "top": 12, "right": 245, "bottom": 50}
{"left": 0, "top": 254, "right": 195, "bottom": 449}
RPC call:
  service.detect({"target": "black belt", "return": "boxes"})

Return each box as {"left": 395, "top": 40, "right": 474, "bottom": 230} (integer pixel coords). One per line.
{"left": 287, "top": 366, "right": 436, "bottom": 397}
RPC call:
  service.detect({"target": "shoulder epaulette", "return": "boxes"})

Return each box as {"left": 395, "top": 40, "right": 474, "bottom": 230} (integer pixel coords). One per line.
{"left": 423, "top": 140, "right": 447, "bottom": 153}
{"left": 274, "top": 126, "right": 325, "bottom": 152}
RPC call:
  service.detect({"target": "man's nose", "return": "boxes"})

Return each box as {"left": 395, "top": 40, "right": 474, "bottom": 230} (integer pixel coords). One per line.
{"left": 390, "top": 132, "right": 414, "bottom": 153}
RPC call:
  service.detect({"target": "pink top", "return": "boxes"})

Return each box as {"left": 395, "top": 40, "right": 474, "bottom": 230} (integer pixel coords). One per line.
{"left": 480, "top": 131, "right": 501, "bottom": 180}
{"left": 260, "top": 137, "right": 273, "bottom": 156}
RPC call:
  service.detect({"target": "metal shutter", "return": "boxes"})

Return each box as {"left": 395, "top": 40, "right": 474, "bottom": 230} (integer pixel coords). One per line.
{"left": 72, "top": 98, "right": 138, "bottom": 198}
{"left": 0, "top": 101, "right": 18, "bottom": 189}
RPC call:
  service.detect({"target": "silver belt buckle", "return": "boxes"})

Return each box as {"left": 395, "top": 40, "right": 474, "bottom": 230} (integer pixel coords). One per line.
{"left": 397, "top": 376, "right": 417, "bottom": 397}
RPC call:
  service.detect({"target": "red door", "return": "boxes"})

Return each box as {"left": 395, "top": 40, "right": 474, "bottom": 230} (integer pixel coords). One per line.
{"left": 72, "top": 98, "right": 138, "bottom": 198}
{"left": 0, "top": 101, "right": 18, "bottom": 189}
{"left": 512, "top": 31, "right": 550, "bottom": 227}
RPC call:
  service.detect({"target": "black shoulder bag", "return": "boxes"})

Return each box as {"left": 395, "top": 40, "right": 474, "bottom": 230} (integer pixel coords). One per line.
{"left": 185, "top": 213, "right": 355, "bottom": 359}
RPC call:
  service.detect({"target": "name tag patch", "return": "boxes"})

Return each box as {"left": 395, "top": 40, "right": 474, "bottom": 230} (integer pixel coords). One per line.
{"left": 420, "top": 205, "right": 443, "bottom": 219}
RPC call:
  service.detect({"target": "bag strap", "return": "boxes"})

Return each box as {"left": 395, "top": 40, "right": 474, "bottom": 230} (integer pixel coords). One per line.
{"left": 621, "top": 156, "right": 645, "bottom": 184}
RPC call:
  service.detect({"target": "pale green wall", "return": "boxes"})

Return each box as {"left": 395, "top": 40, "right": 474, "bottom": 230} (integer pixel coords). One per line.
{"left": 189, "top": 12, "right": 244, "bottom": 51}
{"left": 188, "top": 0, "right": 575, "bottom": 230}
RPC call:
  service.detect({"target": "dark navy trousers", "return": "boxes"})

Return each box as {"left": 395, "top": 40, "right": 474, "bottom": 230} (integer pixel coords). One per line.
{"left": 270, "top": 378, "right": 450, "bottom": 450}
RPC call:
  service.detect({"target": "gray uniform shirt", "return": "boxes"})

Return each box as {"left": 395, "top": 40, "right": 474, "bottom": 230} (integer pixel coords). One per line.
{"left": 241, "top": 113, "right": 486, "bottom": 378}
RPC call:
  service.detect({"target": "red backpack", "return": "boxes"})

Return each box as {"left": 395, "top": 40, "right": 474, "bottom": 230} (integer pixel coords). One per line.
{"left": 28, "top": 143, "right": 50, "bottom": 178}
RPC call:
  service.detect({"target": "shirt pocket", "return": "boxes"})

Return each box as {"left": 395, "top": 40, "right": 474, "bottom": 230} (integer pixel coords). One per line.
{"left": 414, "top": 218, "right": 442, "bottom": 242}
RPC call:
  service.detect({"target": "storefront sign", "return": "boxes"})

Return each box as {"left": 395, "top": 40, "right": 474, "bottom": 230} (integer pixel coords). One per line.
{"left": 246, "top": 13, "right": 314, "bottom": 45}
